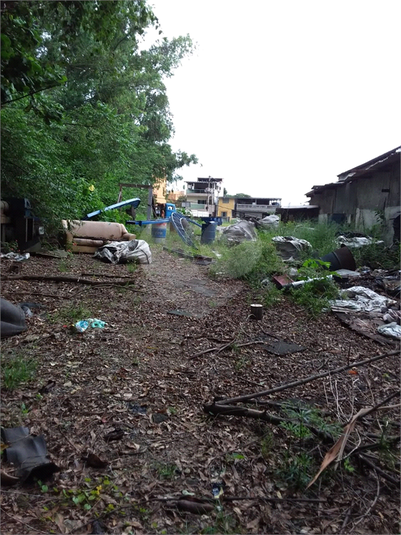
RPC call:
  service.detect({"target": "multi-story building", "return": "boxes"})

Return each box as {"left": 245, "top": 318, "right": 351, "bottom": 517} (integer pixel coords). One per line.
{"left": 233, "top": 197, "right": 282, "bottom": 219}
{"left": 217, "top": 197, "right": 236, "bottom": 221}
{"left": 184, "top": 177, "right": 223, "bottom": 217}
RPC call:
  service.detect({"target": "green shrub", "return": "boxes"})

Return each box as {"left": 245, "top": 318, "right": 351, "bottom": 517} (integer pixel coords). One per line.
{"left": 2, "top": 355, "right": 37, "bottom": 390}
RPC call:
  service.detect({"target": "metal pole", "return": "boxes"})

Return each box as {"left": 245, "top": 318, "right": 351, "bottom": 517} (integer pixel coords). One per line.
{"left": 147, "top": 187, "right": 153, "bottom": 220}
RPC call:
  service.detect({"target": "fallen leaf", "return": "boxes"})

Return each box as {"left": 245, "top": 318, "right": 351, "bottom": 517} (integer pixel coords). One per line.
{"left": 307, "top": 406, "right": 372, "bottom": 489}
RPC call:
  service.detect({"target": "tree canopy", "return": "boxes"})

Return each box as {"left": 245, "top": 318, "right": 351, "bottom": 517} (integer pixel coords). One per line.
{"left": 1, "top": 0, "right": 198, "bottom": 227}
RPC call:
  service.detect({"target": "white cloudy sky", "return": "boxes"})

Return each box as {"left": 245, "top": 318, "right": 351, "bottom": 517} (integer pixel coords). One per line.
{"left": 146, "top": 1, "right": 401, "bottom": 205}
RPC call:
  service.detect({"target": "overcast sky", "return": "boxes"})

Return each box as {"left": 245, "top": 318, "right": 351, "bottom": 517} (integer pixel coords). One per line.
{"left": 146, "top": 1, "right": 401, "bottom": 205}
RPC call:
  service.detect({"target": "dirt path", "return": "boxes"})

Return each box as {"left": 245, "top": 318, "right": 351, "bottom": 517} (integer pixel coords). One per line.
{"left": 1, "top": 248, "right": 399, "bottom": 535}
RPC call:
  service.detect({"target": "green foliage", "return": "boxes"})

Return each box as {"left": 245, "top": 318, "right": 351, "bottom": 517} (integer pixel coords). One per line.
{"left": 352, "top": 242, "right": 400, "bottom": 270}
{"left": 276, "top": 452, "right": 314, "bottom": 490}
{"left": 201, "top": 510, "right": 238, "bottom": 534}
{"left": 209, "top": 236, "right": 284, "bottom": 283}
{"left": 156, "top": 463, "right": 178, "bottom": 480}
{"left": 289, "top": 258, "right": 339, "bottom": 318}
{"left": 51, "top": 303, "right": 92, "bottom": 324}
{"left": 1, "top": 1, "right": 198, "bottom": 231}
{"left": 343, "top": 458, "right": 355, "bottom": 473}
{"left": 2, "top": 355, "right": 37, "bottom": 390}
{"left": 225, "top": 452, "right": 245, "bottom": 463}
{"left": 281, "top": 402, "right": 342, "bottom": 440}
{"left": 20, "top": 402, "right": 30, "bottom": 415}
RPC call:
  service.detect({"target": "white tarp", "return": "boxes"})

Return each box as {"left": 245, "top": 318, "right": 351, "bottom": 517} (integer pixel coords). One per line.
{"left": 258, "top": 215, "right": 280, "bottom": 229}
{"left": 221, "top": 220, "right": 257, "bottom": 244}
{"left": 330, "top": 286, "right": 397, "bottom": 314}
{"left": 272, "top": 236, "right": 312, "bottom": 261}
{"left": 336, "top": 236, "right": 384, "bottom": 248}
{"left": 377, "top": 322, "right": 401, "bottom": 340}
{"left": 94, "top": 239, "right": 152, "bottom": 264}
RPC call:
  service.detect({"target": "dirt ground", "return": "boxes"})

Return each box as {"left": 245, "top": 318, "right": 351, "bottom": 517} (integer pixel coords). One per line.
{"left": 1, "top": 247, "right": 400, "bottom": 535}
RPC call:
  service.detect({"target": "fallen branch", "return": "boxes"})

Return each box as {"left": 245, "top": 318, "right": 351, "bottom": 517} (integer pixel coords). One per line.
{"left": 3, "top": 291, "right": 69, "bottom": 299}
{"left": 189, "top": 337, "right": 236, "bottom": 359}
{"left": 152, "top": 495, "right": 325, "bottom": 504}
{"left": 357, "top": 453, "right": 400, "bottom": 486}
{"left": 190, "top": 339, "right": 276, "bottom": 360}
{"left": 3, "top": 274, "right": 139, "bottom": 286}
{"left": 80, "top": 272, "right": 133, "bottom": 279}
{"left": 203, "top": 402, "right": 334, "bottom": 443}
{"left": 217, "top": 350, "right": 399, "bottom": 405}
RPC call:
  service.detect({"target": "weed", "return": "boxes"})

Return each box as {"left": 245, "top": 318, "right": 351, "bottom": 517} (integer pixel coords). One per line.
{"left": 276, "top": 452, "right": 314, "bottom": 490}
{"left": 234, "top": 356, "right": 250, "bottom": 371}
{"left": 57, "top": 259, "right": 71, "bottom": 273}
{"left": 156, "top": 463, "right": 178, "bottom": 480}
{"left": 2, "top": 355, "right": 37, "bottom": 389}
{"left": 201, "top": 509, "right": 238, "bottom": 534}
{"left": 51, "top": 303, "right": 92, "bottom": 324}
{"left": 280, "top": 421, "right": 311, "bottom": 439}
{"left": 281, "top": 402, "right": 342, "bottom": 440}
{"left": 225, "top": 452, "right": 245, "bottom": 463}
{"left": 126, "top": 263, "right": 137, "bottom": 273}
{"left": 37, "top": 480, "right": 49, "bottom": 493}
{"left": 343, "top": 458, "right": 355, "bottom": 473}
{"left": 260, "top": 431, "right": 274, "bottom": 459}
{"left": 288, "top": 258, "right": 339, "bottom": 318}
{"left": 20, "top": 403, "right": 30, "bottom": 416}
{"left": 262, "top": 284, "right": 282, "bottom": 308}
{"left": 352, "top": 241, "right": 400, "bottom": 270}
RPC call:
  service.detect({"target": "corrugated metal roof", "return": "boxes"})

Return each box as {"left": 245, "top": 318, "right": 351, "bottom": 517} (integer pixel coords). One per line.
{"left": 337, "top": 146, "right": 401, "bottom": 181}
{"left": 306, "top": 146, "right": 401, "bottom": 197}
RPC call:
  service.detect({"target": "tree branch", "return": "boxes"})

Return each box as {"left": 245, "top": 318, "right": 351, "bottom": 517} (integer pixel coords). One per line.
{"left": 216, "top": 350, "right": 399, "bottom": 405}
{"left": 2, "top": 83, "right": 63, "bottom": 105}
{"left": 2, "top": 274, "right": 140, "bottom": 287}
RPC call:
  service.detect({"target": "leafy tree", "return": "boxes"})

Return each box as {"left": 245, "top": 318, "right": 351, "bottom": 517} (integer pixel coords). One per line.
{"left": 1, "top": 0, "right": 198, "bottom": 230}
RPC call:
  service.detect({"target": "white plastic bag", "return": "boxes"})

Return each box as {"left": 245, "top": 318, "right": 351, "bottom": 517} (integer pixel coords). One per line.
{"left": 94, "top": 239, "right": 152, "bottom": 264}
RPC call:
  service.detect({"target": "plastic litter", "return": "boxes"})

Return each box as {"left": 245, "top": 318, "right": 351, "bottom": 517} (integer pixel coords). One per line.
{"left": 73, "top": 318, "right": 107, "bottom": 332}
{"left": 20, "top": 305, "right": 33, "bottom": 318}
{"left": 272, "top": 236, "right": 312, "bottom": 261}
{"left": 221, "top": 220, "right": 257, "bottom": 244}
{"left": 0, "top": 252, "right": 30, "bottom": 261}
{"left": 336, "top": 235, "right": 383, "bottom": 248}
{"left": 74, "top": 320, "right": 89, "bottom": 333}
{"left": 94, "top": 239, "right": 152, "bottom": 264}
{"left": 330, "top": 286, "right": 397, "bottom": 314}
{"left": 88, "top": 318, "right": 107, "bottom": 328}
{"left": 212, "top": 482, "right": 224, "bottom": 499}
{"left": 377, "top": 322, "right": 401, "bottom": 339}
{"left": 258, "top": 214, "right": 280, "bottom": 229}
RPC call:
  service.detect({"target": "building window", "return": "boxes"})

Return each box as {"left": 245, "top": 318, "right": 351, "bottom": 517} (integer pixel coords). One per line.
{"left": 222, "top": 211, "right": 227, "bottom": 217}
{"left": 222, "top": 198, "right": 230, "bottom": 203}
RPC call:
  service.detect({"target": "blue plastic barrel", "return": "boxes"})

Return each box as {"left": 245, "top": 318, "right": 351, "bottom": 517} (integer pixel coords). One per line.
{"left": 151, "top": 222, "right": 167, "bottom": 243}
{"left": 201, "top": 222, "right": 217, "bottom": 244}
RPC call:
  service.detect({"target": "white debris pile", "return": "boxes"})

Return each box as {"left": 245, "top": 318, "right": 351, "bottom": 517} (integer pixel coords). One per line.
{"left": 336, "top": 236, "right": 384, "bottom": 248}
{"left": 258, "top": 214, "right": 280, "bottom": 229}
{"left": 330, "top": 286, "right": 397, "bottom": 315}
{"left": 272, "top": 236, "right": 312, "bottom": 261}
{"left": 330, "top": 286, "right": 400, "bottom": 339}
{"left": 94, "top": 239, "right": 152, "bottom": 264}
{"left": 220, "top": 220, "right": 257, "bottom": 245}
